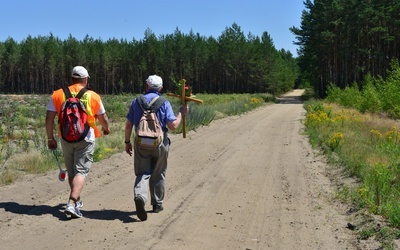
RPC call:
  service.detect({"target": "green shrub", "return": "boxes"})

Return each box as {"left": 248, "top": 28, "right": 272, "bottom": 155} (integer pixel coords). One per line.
{"left": 327, "top": 61, "right": 400, "bottom": 119}
{"left": 360, "top": 77, "right": 382, "bottom": 113}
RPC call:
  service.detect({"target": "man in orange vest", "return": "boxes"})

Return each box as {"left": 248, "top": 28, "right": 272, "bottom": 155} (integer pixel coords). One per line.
{"left": 45, "top": 66, "right": 110, "bottom": 218}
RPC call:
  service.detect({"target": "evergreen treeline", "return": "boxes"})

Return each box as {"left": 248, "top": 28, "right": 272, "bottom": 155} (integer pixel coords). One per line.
{"left": 291, "top": 0, "right": 400, "bottom": 98}
{"left": 0, "top": 23, "right": 298, "bottom": 95}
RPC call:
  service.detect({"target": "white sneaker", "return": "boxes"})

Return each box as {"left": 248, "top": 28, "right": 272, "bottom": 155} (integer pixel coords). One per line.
{"left": 74, "top": 206, "right": 83, "bottom": 218}
{"left": 64, "top": 203, "right": 83, "bottom": 218}
{"left": 76, "top": 200, "right": 83, "bottom": 209}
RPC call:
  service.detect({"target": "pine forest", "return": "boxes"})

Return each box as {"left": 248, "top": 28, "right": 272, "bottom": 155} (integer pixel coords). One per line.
{"left": 0, "top": 23, "right": 298, "bottom": 95}
{"left": 291, "top": 0, "right": 400, "bottom": 97}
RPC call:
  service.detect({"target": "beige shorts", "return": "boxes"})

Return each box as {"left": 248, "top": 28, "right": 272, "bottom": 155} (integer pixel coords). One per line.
{"left": 60, "top": 139, "right": 95, "bottom": 178}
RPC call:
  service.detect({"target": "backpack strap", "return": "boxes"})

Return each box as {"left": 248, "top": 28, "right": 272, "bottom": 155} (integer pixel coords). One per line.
{"left": 149, "top": 96, "right": 160, "bottom": 106}
{"left": 62, "top": 87, "right": 73, "bottom": 99}
{"left": 75, "top": 88, "right": 88, "bottom": 99}
{"left": 150, "top": 96, "right": 167, "bottom": 112}
{"left": 137, "top": 95, "right": 150, "bottom": 111}
{"left": 62, "top": 87, "right": 87, "bottom": 99}
{"left": 137, "top": 95, "right": 166, "bottom": 112}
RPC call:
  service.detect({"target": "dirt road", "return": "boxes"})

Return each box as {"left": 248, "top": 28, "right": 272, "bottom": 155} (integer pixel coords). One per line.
{"left": 0, "top": 90, "right": 360, "bottom": 249}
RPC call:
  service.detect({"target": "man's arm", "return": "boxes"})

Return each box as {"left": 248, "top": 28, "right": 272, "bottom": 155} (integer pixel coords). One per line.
{"left": 124, "top": 120, "right": 134, "bottom": 156}
{"left": 96, "top": 113, "right": 110, "bottom": 135}
{"left": 166, "top": 105, "right": 188, "bottom": 131}
{"left": 167, "top": 112, "right": 182, "bottom": 131}
{"left": 45, "top": 111, "right": 57, "bottom": 149}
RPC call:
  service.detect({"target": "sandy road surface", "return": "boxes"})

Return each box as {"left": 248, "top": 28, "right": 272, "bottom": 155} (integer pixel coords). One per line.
{"left": 0, "top": 89, "right": 360, "bottom": 249}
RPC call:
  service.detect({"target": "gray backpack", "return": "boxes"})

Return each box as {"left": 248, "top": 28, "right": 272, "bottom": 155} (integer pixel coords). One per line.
{"left": 135, "top": 95, "right": 167, "bottom": 149}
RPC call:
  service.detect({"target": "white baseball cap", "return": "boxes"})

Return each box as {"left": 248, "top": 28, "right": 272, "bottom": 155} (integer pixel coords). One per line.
{"left": 71, "top": 66, "right": 90, "bottom": 78}
{"left": 146, "top": 75, "right": 163, "bottom": 89}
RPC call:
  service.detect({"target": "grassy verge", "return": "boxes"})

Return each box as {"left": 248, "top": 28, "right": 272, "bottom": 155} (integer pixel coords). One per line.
{"left": 304, "top": 100, "right": 400, "bottom": 249}
{"left": 0, "top": 92, "right": 274, "bottom": 185}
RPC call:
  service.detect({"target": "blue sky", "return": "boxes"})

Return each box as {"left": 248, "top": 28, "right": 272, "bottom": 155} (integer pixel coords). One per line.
{"left": 0, "top": 0, "right": 304, "bottom": 56}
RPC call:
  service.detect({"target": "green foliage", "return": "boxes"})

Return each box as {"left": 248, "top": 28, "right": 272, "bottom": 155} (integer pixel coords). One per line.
{"left": 93, "top": 122, "right": 125, "bottom": 161}
{"left": 326, "top": 83, "right": 363, "bottom": 109}
{"left": 304, "top": 99, "right": 400, "bottom": 239}
{"left": 101, "top": 94, "right": 134, "bottom": 122}
{"left": 325, "top": 63, "right": 400, "bottom": 119}
{"left": 359, "top": 77, "right": 382, "bottom": 113}
{"left": 362, "top": 164, "right": 393, "bottom": 213}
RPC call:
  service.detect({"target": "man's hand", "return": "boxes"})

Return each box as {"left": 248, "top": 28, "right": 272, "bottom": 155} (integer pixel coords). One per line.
{"left": 125, "top": 142, "right": 132, "bottom": 156}
{"left": 47, "top": 138, "right": 57, "bottom": 150}
{"left": 180, "top": 105, "right": 189, "bottom": 115}
{"left": 102, "top": 127, "right": 110, "bottom": 135}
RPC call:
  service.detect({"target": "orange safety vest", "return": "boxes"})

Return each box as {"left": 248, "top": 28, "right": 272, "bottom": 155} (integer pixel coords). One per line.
{"left": 51, "top": 84, "right": 103, "bottom": 138}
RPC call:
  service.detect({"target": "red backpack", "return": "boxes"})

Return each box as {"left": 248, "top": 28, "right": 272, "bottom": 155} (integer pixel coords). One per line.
{"left": 59, "top": 87, "right": 90, "bottom": 143}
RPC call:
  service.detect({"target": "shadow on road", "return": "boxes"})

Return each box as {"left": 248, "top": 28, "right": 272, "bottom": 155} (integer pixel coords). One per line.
{"left": 0, "top": 201, "right": 136, "bottom": 223}
{"left": 0, "top": 201, "right": 66, "bottom": 220}
{"left": 84, "top": 209, "right": 136, "bottom": 223}
{"left": 276, "top": 93, "right": 305, "bottom": 104}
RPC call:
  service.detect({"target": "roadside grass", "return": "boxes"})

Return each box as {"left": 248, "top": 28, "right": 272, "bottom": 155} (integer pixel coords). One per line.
{"left": 304, "top": 100, "right": 400, "bottom": 249}
{"left": 0, "top": 92, "right": 274, "bottom": 185}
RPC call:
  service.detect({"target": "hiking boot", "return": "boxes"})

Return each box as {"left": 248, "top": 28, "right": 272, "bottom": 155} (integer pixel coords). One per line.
{"left": 153, "top": 204, "right": 164, "bottom": 213}
{"left": 134, "top": 196, "right": 147, "bottom": 221}
{"left": 64, "top": 203, "right": 83, "bottom": 218}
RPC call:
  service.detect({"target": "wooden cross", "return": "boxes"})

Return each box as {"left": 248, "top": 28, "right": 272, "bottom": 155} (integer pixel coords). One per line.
{"left": 167, "top": 79, "right": 203, "bottom": 138}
